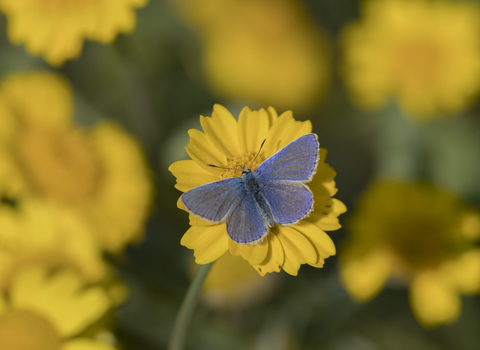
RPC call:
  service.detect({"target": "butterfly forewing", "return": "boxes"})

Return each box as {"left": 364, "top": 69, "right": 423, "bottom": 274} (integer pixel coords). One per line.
{"left": 256, "top": 134, "right": 319, "bottom": 183}
{"left": 260, "top": 182, "right": 313, "bottom": 225}
{"left": 226, "top": 190, "right": 268, "bottom": 244}
{"left": 181, "top": 177, "right": 243, "bottom": 222}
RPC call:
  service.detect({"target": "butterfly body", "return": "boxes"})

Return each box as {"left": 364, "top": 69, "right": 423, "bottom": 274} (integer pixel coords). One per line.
{"left": 239, "top": 167, "right": 275, "bottom": 229}
{"left": 181, "top": 133, "right": 319, "bottom": 245}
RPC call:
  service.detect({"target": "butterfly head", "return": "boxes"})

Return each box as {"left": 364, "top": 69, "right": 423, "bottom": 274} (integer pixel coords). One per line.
{"left": 242, "top": 167, "right": 252, "bottom": 176}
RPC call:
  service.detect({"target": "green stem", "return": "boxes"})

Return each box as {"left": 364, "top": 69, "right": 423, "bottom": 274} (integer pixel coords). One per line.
{"left": 168, "top": 262, "right": 213, "bottom": 350}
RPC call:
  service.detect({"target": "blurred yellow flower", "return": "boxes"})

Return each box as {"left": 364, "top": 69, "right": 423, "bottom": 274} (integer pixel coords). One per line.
{"left": 339, "top": 180, "right": 480, "bottom": 327}
{"left": 0, "top": 0, "right": 148, "bottom": 66}
{"left": 0, "top": 196, "right": 107, "bottom": 289}
{"left": 169, "top": 105, "right": 345, "bottom": 276}
{"left": 0, "top": 71, "right": 153, "bottom": 253}
{"left": 175, "top": 0, "right": 331, "bottom": 111}
{"left": 0, "top": 265, "right": 117, "bottom": 350}
{"left": 341, "top": 0, "right": 480, "bottom": 118}
{"left": 0, "top": 142, "right": 108, "bottom": 288}
{"left": 200, "top": 252, "right": 278, "bottom": 309}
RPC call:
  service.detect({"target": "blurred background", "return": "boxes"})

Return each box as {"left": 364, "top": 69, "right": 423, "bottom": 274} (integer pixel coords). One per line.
{"left": 0, "top": 0, "right": 480, "bottom": 349}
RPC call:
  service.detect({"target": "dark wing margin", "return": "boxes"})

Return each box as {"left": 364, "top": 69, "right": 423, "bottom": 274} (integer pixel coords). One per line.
{"left": 260, "top": 182, "right": 314, "bottom": 225}
{"left": 226, "top": 191, "right": 268, "bottom": 244}
{"left": 180, "top": 177, "right": 243, "bottom": 223}
{"left": 256, "top": 133, "right": 319, "bottom": 183}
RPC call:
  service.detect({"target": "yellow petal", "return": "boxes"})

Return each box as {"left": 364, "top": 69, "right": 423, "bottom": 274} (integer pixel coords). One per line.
{"left": 86, "top": 1, "right": 140, "bottom": 43}
{"left": 199, "top": 104, "right": 241, "bottom": 158}
{"left": 169, "top": 160, "right": 220, "bottom": 192}
{"left": 442, "top": 249, "right": 480, "bottom": 294}
{"left": 228, "top": 236, "right": 269, "bottom": 266}
{"left": 309, "top": 180, "right": 338, "bottom": 204}
{"left": 40, "top": 25, "right": 85, "bottom": 66}
{"left": 265, "top": 107, "right": 279, "bottom": 128}
{"left": 254, "top": 232, "right": 284, "bottom": 276}
{"left": 309, "top": 156, "right": 338, "bottom": 200}
{"left": 185, "top": 129, "right": 226, "bottom": 175}
{"left": 339, "top": 248, "right": 391, "bottom": 301}
{"left": 295, "top": 222, "right": 336, "bottom": 265}
{"left": 277, "top": 111, "right": 313, "bottom": 142}
{"left": 263, "top": 111, "right": 312, "bottom": 158}
{"left": 309, "top": 198, "right": 347, "bottom": 231}
{"left": 331, "top": 198, "right": 347, "bottom": 215}
{"left": 10, "top": 267, "right": 110, "bottom": 337}
{"left": 55, "top": 206, "right": 108, "bottom": 282}
{"left": 460, "top": 213, "right": 480, "bottom": 240}
{"left": 282, "top": 227, "right": 317, "bottom": 264}
{"left": 2, "top": 0, "right": 146, "bottom": 65}
{"left": 177, "top": 198, "right": 214, "bottom": 227}
{"left": 9, "top": 266, "right": 45, "bottom": 306}
{"left": 410, "top": 272, "right": 460, "bottom": 327}
{"left": 310, "top": 216, "right": 342, "bottom": 232}
{"left": 189, "top": 214, "right": 216, "bottom": 227}
{"left": 0, "top": 72, "right": 73, "bottom": 128}
{"left": 278, "top": 241, "right": 301, "bottom": 276}
{"left": 0, "top": 291, "right": 5, "bottom": 312}
{"left": 319, "top": 148, "right": 327, "bottom": 161}
{"left": 62, "top": 338, "right": 117, "bottom": 350}
{"left": 237, "top": 106, "right": 270, "bottom": 155}
{"left": 177, "top": 196, "right": 185, "bottom": 210}
{"left": 0, "top": 99, "right": 17, "bottom": 146}
{"left": 277, "top": 226, "right": 317, "bottom": 275}
{"left": 181, "top": 224, "right": 229, "bottom": 264}
{"left": 86, "top": 121, "right": 153, "bottom": 253}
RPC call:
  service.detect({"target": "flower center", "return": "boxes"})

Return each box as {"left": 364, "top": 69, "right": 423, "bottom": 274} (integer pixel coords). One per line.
{"left": 223, "top": 153, "right": 265, "bottom": 178}
{"left": 387, "top": 219, "right": 464, "bottom": 271}
{"left": 0, "top": 310, "right": 62, "bottom": 350}
{"left": 14, "top": 127, "right": 102, "bottom": 203}
{"left": 392, "top": 36, "right": 443, "bottom": 88}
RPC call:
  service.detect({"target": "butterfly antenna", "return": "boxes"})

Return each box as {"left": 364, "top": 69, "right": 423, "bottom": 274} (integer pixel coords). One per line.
{"left": 207, "top": 164, "right": 238, "bottom": 171}
{"left": 249, "top": 139, "right": 266, "bottom": 169}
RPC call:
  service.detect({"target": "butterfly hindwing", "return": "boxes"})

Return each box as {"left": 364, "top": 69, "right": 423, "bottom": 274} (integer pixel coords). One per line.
{"left": 256, "top": 134, "right": 319, "bottom": 183}
{"left": 259, "top": 181, "right": 314, "bottom": 225}
{"left": 180, "top": 177, "right": 243, "bottom": 222}
{"left": 226, "top": 189, "right": 268, "bottom": 244}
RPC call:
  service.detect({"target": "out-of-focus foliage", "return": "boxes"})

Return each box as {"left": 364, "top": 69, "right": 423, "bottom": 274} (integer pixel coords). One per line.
{"left": 0, "top": 0, "right": 479, "bottom": 349}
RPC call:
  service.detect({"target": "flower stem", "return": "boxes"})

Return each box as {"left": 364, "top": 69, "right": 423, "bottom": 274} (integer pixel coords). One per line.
{"left": 168, "top": 262, "right": 213, "bottom": 350}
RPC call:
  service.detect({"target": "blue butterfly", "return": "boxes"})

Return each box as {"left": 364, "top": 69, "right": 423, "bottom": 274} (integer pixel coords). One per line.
{"left": 181, "top": 133, "right": 319, "bottom": 245}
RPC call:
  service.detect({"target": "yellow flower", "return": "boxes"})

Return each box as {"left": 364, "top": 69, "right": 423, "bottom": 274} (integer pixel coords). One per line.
{"left": 0, "top": 71, "right": 153, "bottom": 253}
{"left": 0, "top": 196, "right": 108, "bottom": 289}
{"left": 0, "top": 0, "right": 148, "bottom": 66}
{"left": 0, "top": 265, "right": 117, "bottom": 350}
{"left": 169, "top": 105, "right": 346, "bottom": 276}
{"left": 200, "top": 252, "right": 278, "bottom": 309}
{"left": 341, "top": 0, "right": 480, "bottom": 118}
{"left": 175, "top": 0, "right": 331, "bottom": 111}
{"left": 1, "top": 144, "right": 108, "bottom": 288}
{"left": 339, "top": 180, "right": 480, "bottom": 327}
